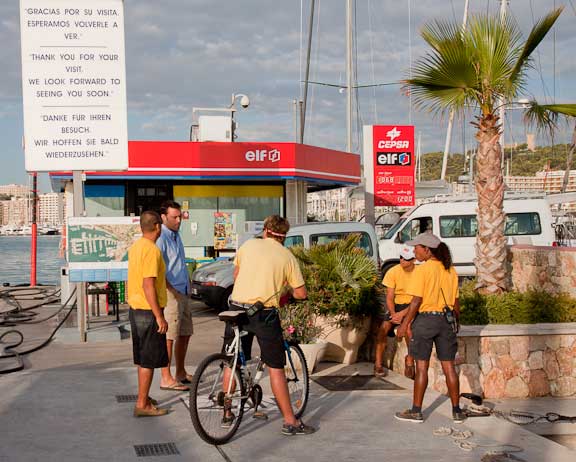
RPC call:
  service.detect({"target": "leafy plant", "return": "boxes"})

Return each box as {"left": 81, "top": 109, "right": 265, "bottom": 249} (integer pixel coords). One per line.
{"left": 284, "top": 234, "right": 381, "bottom": 333}
{"left": 277, "top": 302, "right": 323, "bottom": 344}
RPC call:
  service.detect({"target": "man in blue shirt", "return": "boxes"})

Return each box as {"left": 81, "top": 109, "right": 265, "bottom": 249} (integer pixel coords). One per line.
{"left": 156, "top": 200, "right": 194, "bottom": 391}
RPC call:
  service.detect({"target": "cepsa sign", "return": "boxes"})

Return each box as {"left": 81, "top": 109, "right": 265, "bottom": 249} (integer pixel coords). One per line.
{"left": 373, "top": 125, "right": 415, "bottom": 206}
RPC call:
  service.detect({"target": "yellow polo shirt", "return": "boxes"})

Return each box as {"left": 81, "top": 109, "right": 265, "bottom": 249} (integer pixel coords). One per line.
{"left": 231, "top": 238, "right": 305, "bottom": 308}
{"left": 406, "top": 259, "right": 458, "bottom": 313}
{"left": 127, "top": 237, "right": 167, "bottom": 310}
{"left": 382, "top": 264, "right": 415, "bottom": 305}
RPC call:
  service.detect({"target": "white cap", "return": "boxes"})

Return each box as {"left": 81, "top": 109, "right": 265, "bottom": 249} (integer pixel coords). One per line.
{"left": 400, "top": 245, "right": 415, "bottom": 260}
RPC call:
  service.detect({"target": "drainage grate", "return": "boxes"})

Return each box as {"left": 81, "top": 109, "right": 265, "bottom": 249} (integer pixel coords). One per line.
{"left": 312, "top": 375, "right": 404, "bottom": 391}
{"left": 116, "top": 394, "right": 138, "bottom": 403}
{"left": 134, "top": 443, "right": 180, "bottom": 457}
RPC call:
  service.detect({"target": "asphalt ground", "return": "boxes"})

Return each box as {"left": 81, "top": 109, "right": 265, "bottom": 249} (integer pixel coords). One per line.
{"left": 0, "top": 292, "right": 574, "bottom": 461}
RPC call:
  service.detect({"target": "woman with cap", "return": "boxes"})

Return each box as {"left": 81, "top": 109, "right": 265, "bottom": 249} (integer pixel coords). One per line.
{"left": 373, "top": 245, "right": 416, "bottom": 378}
{"left": 394, "top": 232, "right": 465, "bottom": 424}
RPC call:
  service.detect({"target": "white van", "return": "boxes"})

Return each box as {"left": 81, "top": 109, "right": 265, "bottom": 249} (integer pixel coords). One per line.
{"left": 191, "top": 222, "right": 379, "bottom": 310}
{"left": 379, "top": 192, "right": 557, "bottom": 277}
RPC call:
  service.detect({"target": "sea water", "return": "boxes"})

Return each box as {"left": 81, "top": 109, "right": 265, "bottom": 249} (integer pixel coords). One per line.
{"left": 0, "top": 236, "right": 64, "bottom": 286}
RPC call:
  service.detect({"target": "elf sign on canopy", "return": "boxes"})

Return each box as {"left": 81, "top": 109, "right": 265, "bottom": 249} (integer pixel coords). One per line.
{"left": 20, "top": 0, "right": 128, "bottom": 171}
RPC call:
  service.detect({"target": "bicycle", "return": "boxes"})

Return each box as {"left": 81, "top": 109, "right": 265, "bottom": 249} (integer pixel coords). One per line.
{"left": 189, "top": 308, "right": 310, "bottom": 445}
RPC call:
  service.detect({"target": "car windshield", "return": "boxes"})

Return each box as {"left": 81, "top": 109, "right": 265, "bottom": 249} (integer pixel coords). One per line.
{"left": 383, "top": 218, "right": 405, "bottom": 240}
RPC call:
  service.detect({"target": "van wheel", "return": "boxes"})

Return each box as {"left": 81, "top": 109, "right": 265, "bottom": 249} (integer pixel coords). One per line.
{"left": 218, "top": 287, "right": 233, "bottom": 312}
{"left": 381, "top": 262, "right": 398, "bottom": 277}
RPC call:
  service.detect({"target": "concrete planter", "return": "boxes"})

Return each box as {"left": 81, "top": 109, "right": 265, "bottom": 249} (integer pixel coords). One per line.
{"left": 391, "top": 322, "right": 576, "bottom": 398}
{"left": 298, "top": 340, "right": 328, "bottom": 373}
{"left": 317, "top": 316, "right": 371, "bottom": 364}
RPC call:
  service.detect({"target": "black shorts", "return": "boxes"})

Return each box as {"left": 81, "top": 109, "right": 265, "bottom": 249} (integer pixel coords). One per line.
{"left": 129, "top": 308, "right": 169, "bottom": 369}
{"left": 409, "top": 313, "right": 457, "bottom": 361}
{"left": 379, "top": 303, "right": 410, "bottom": 338}
{"left": 222, "top": 307, "right": 285, "bottom": 369}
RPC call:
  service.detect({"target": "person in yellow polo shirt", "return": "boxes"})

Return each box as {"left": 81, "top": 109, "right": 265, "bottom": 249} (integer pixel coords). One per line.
{"left": 127, "top": 211, "right": 169, "bottom": 417}
{"left": 222, "top": 215, "right": 315, "bottom": 436}
{"left": 374, "top": 246, "right": 416, "bottom": 378}
{"left": 394, "top": 233, "right": 465, "bottom": 424}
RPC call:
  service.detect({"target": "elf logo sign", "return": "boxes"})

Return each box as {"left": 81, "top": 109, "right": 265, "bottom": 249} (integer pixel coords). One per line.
{"left": 376, "top": 152, "right": 411, "bottom": 166}
{"left": 245, "top": 148, "right": 281, "bottom": 162}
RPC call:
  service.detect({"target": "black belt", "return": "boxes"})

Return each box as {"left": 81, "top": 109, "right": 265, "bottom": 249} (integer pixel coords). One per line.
{"left": 230, "top": 300, "right": 275, "bottom": 311}
{"left": 418, "top": 311, "right": 444, "bottom": 316}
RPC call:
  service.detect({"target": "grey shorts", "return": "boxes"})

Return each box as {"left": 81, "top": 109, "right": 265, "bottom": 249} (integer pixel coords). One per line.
{"left": 165, "top": 290, "right": 194, "bottom": 341}
{"left": 409, "top": 313, "right": 457, "bottom": 361}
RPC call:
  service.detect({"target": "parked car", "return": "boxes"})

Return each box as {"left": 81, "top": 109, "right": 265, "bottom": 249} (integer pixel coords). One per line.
{"left": 379, "top": 192, "right": 557, "bottom": 277}
{"left": 190, "top": 222, "right": 380, "bottom": 311}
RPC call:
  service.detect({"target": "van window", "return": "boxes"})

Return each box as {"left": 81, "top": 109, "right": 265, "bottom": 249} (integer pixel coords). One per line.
{"left": 439, "top": 213, "right": 542, "bottom": 238}
{"left": 398, "top": 217, "right": 432, "bottom": 243}
{"left": 310, "top": 232, "right": 373, "bottom": 257}
{"left": 285, "top": 235, "right": 304, "bottom": 248}
{"left": 440, "top": 215, "right": 478, "bottom": 238}
{"left": 383, "top": 218, "right": 405, "bottom": 239}
{"left": 505, "top": 213, "right": 541, "bottom": 236}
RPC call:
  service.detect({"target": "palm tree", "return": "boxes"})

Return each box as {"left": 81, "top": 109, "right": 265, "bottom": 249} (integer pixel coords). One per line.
{"left": 523, "top": 103, "right": 576, "bottom": 194}
{"left": 404, "top": 7, "right": 567, "bottom": 294}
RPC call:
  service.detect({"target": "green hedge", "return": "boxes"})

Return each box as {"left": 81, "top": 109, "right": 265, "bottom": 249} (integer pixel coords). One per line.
{"left": 459, "top": 281, "right": 576, "bottom": 325}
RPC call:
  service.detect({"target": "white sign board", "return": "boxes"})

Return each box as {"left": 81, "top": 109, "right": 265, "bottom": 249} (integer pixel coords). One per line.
{"left": 20, "top": 0, "right": 128, "bottom": 171}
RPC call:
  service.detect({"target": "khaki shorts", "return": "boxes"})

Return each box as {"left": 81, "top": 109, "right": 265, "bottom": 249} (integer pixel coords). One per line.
{"left": 165, "top": 290, "right": 194, "bottom": 341}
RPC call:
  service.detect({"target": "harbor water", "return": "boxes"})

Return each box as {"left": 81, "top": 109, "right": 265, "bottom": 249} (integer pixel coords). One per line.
{"left": 0, "top": 235, "right": 64, "bottom": 286}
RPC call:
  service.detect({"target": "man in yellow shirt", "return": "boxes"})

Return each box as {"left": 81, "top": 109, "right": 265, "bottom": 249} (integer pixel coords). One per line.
{"left": 395, "top": 233, "right": 465, "bottom": 424}
{"left": 374, "top": 246, "right": 416, "bottom": 378}
{"left": 127, "top": 211, "right": 169, "bottom": 417}
{"left": 223, "top": 215, "right": 315, "bottom": 436}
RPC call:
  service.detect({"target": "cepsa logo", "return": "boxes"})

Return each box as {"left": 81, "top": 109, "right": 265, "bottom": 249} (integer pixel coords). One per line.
{"left": 376, "top": 152, "right": 411, "bottom": 166}
{"left": 377, "top": 126, "right": 410, "bottom": 149}
{"left": 245, "top": 149, "right": 281, "bottom": 162}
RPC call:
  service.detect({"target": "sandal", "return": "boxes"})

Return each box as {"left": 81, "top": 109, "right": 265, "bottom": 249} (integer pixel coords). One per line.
{"left": 374, "top": 366, "right": 388, "bottom": 377}
{"left": 404, "top": 356, "right": 415, "bottom": 379}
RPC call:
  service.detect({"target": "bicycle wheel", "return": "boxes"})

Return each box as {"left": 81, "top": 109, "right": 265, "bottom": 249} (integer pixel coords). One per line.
{"left": 189, "top": 353, "right": 245, "bottom": 445}
{"left": 284, "top": 342, "right": 309, "bottom": 419}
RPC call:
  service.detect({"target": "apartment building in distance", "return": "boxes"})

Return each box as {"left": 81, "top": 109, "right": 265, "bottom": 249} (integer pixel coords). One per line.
{"left": 0, "top": 183, "right": 28, "bottom": 197}
{"left": 0, "top": 184, "right": 65, "bottom": 226}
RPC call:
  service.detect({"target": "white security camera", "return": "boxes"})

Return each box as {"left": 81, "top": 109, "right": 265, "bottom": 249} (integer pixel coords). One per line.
{"left": 240, "top": 95, "right": 250, "bottom": 108}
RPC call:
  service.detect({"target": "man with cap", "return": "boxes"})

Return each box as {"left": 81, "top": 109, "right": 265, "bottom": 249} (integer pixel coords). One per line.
{"left": 374, "top": 245, "right": 417, "bottom": 378}
{"left": 394, "top": 232, "right": 465, "bottom": 424}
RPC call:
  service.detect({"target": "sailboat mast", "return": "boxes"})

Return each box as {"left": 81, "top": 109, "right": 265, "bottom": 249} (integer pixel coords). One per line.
{"left": 346, "top": 0, "right": 353, "bottom": 152}
{"left": 441, "top": 0, "right": 470, "bottom": 181}
{"left": 499, "top": 0, "right": 508, "bottom": 169}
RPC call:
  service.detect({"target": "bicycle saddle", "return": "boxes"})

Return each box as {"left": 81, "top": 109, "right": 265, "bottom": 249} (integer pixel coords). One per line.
{"left": 218, "top": 310, "right": 249, "bottom": 324}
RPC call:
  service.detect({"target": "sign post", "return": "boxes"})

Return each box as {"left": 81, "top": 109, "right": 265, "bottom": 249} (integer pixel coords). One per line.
{"left": 20, "top": 0, "right": 129, "bottom": 341}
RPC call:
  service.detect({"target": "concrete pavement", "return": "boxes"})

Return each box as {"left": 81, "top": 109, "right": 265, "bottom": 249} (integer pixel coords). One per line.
{"left": 0, "top": 299, "right": 574, "bottom": 461}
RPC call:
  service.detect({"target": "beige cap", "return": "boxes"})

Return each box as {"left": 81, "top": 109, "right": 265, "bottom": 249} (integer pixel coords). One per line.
{"left": 406, "top": 232, "right": 441, "bottom": 249}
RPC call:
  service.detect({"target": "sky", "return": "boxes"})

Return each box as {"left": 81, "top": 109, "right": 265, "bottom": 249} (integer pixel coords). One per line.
{"left": 1, "top": 0, "right": 575, "bottom": 192}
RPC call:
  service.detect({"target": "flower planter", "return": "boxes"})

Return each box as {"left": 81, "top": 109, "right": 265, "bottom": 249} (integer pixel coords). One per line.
{"left": 317, "top": 316, "right": 371, "bottom": 364}
{"left": 297, "top": 340, "right": 328, "bottom": 374}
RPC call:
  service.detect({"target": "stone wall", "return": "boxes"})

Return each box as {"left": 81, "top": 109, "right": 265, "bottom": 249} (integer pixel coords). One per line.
{"left": 390, "top": 323, "right": 576, "bottom": 398}
{"left": 509, "top": 245, "right": 576, "bottom": 296}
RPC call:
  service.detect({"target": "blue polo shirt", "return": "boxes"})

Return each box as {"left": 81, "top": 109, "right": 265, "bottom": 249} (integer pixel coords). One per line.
{"left": 156, "top": 224, "right": 190, "bottom": 295}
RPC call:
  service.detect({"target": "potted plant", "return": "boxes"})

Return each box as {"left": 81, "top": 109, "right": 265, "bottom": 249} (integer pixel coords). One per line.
{"left": 284, "top": 234, "right": 381, "bottom": 364}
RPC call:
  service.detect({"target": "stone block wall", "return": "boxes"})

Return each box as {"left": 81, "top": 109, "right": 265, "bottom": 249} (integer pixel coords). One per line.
{"left": 390, "top": 324, "right": 576, "bottom": 398}
{"left": 509, "top": 245, "right": 576, "bottom": 296}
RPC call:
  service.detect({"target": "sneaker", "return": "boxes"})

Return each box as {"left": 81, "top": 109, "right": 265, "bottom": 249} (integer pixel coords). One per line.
{"left": 453, "top": 410, "right": 467, "bottom": 423}
{"left": 374, "top": 366, "right": 388, "bottom": 378}
{"left": 281, "top": 421, "right": 316, "bottom": 436}
{"left": 221, "top": 413, "right": 235, "bottom": 428}
{"left": 394, "top": 409, "right": 424, "bottom": 423}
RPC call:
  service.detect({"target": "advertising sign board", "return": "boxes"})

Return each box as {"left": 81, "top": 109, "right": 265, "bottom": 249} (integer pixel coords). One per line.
{"left": 372, "top": 125, "right": 415, "bottom": 206}
{"left": 67, "top": 216, "right": 141, "bottom": 281}
{"left": 20, "top": 0, "right": 128, "bottom": 171}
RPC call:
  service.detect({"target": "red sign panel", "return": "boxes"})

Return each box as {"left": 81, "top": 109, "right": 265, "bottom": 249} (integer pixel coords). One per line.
{"left": 373, "top": 125, "right": 415, "bottom": 206}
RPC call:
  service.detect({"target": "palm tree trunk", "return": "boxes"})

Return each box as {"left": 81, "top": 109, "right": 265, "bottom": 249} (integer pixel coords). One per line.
{"left": 561, "top": 122, "right": 576, "bottom": 193}
{"left": 474, "top": 114, "right": 507, "bottom": 294}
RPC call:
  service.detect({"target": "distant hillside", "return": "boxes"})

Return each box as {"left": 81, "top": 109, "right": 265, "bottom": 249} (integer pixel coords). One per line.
{"left": 419, "top": 143, "right": 572, "bottom": 182}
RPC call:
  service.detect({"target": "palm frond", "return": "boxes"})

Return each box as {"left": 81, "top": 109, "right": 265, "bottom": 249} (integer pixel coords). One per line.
{"left": 524, "top": 102, "right": 576, "bottom": 136}
{"left": 510, "top": 7, "right": 564, "bottom": 82}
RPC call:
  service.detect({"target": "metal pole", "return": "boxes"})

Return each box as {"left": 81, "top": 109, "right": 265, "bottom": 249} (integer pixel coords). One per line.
{"left": 499, "top": 0, "right": 508, "bottom": 168}
{"left": 300, "top": 0, "right": 315, "bottom": 144}
{"left": 346, "top": 0, "right": 353, "bottom": 152}
{"left": 440, "top": 0, "right": 469, "bottom": 180}
{"left": 30, "top": 172, "right": 38, "bottom": 287}
{"left": 73, "top": 170, "right": 87, "bottom": 342}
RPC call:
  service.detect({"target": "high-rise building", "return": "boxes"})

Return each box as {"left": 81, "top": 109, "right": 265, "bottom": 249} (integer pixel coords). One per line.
{"left": 38, "top": 193, "right": 64, "bottom": 225}
{"left": 0, "top": 184, "right": 28, "bottom": 197}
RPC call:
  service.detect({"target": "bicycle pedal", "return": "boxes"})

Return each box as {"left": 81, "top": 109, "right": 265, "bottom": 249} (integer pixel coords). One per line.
{"left": 253, "top": 411, "right": 269, "bottom": 420}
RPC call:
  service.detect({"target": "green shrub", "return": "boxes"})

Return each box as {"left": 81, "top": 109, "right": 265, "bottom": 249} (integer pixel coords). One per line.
{"left": 459, "top": 281, "right": 576, "bottom": 325}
